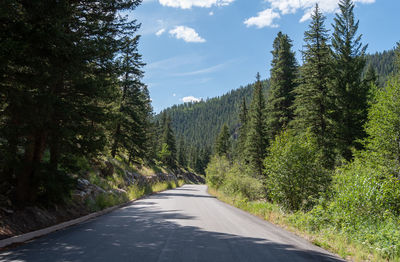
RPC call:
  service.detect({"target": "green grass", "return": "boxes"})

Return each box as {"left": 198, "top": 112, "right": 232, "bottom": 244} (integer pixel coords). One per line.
{"left": 86, "top": 179, "right": 185, "bottom": 212}
{"left": 208, "top": 187, "right": 399, "bottom": 262}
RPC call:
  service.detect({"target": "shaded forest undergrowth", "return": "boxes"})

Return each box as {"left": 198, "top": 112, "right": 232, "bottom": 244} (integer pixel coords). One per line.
{"left": 0, "top": 157, "right": 204, "bottom": 240}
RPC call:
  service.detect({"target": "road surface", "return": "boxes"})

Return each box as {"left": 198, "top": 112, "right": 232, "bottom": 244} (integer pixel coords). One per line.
{"left": 0, "top": 185, "right": 344, "bottom": 262}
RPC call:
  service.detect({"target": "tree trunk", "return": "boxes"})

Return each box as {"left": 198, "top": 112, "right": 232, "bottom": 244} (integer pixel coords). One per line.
{"left": 16, "top": 132, "right": 47, "bottom": 204}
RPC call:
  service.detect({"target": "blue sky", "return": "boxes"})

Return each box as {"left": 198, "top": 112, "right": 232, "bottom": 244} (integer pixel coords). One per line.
{"left": 130, "top": 0, "right": 400, "bottom": 112}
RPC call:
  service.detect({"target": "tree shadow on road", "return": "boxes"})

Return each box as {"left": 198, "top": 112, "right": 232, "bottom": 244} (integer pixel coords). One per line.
{"left": 0, "top": 199, "right": 344, "bottom": 262}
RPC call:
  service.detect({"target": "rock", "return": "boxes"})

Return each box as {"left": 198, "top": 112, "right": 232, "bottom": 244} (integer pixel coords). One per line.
{"left": 77, "top": 178, "right": 90, "bottom": 191}
{"left": 0, "top": 207, "right": 13, "bottom": 215}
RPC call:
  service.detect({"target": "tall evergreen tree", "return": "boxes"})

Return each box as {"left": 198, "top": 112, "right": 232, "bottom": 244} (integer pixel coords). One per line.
{"left": 237, "top": 97, "right": 249, "bottom": 160}
{"left": 292, "top": 4, "right": 335, "bottom": 167}
{"left": 215, "top": 124, "right": 231, "bottom": 157}
{"left": 364, "top": 64, "right": 378, "bottom": 87}
{"left": 160, "top": 114, "right": 177, "bottom": 168}
{"left": 267, "top": 32, "right": 298, "bottom": 140}
{"left": 111, "top": 36, "right": 146, "bottom": 161}
{"left": 177, "top": 137, "right": 187, "bottom": 167}
{"left": 246, "top": 73, "right": 268, "bottom": 178}
{"left": 331, "top": 0, "right": 368, "bottom": 161}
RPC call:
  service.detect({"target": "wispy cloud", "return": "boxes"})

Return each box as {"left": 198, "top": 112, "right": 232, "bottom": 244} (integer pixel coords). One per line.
{"left": 159, "top": 0, "right": 234, "bottom": 9}
{"left": 244, "top": 8, "right": 280, "bottom": 28}
{"left": 173, "top": 60, "right": 235, "bottom": 76}
{"left": 156, "top": 28, "right": 166, "bottom": 36}
{"left": 145, "top": 54, "right": 205, "bottom": 71}
{"left": 169, "top": 26, "right": 206, "bottom": 43}
{"left": 182, "top": 96, "right": 201, "bottom": 103}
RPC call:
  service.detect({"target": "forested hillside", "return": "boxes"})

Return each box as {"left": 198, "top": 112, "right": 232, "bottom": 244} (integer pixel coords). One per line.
{"left": 158, "top": 81, "right": 269, "bottom": 148}
{"left": 366, "top": 49, "right": 396, "bottom": 86}
{"left": 161, "top": 49, "right": 395, "bottom": 163}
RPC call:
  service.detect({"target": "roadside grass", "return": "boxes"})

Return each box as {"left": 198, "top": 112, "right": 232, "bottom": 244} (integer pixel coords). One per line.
{"left": 82, "top": 155, "right": 187, "bottom": 214}
{"left": 208, "top": 187, "right": 398, "bottom": 262}
{"left": 86, "top": 179, "right": 185, "bottom": 212}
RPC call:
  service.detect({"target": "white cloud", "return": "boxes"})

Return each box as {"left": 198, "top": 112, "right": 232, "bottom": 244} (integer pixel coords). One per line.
{"left": 169, "top": 26, "right": 206, "bottom": 43}
{"left": 182, "top": 96, "right": 201, "bottom": 103}
{"left": 265, "top": 0, "right": 376, "bottom": 22}
{"left": 159, "top": 0, "right": 234, "bottom": 9}
{"left": 244, "top": 8, "right": 280, "bottom": 28}
{"left": 155, "top": 28, "right": 166, "bottom": 36}
{"left": 209, "top": 11, "right": 214, "bottom": 16}
{"left": 173, "top": 93, "right": 177, "bottom": 97}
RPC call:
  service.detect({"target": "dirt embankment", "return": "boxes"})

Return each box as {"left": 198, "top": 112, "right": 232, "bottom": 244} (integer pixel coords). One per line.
{"left": 0, "top": 161, "right": 204, "bottom": 240}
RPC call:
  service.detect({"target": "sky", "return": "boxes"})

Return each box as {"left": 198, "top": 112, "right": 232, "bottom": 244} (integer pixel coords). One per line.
{"left": 129, "top": 0, "right": 400, "bottom": 112}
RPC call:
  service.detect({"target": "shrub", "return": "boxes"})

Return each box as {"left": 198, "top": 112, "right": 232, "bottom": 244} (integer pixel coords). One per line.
{"left": 205, "top": 155, "right": 230, "bottom": 189}
{"left": 264, "top": 131, "right": 330, "bottom": 211}
{"left": 222, "top": 163, "right": 264, "bottom": 200}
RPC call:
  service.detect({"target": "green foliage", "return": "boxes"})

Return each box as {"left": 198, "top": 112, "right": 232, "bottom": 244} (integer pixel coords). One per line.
{"left": 292, "top": 4, "right": 335, "bottom": 168}
{"left": 177, "top": 137, "right": 187, "bottom": 167}
{"left": 267, "top": 32, "right": 298, "bottom": 140}
{"left": 264, "top": 131, "right": 331, "bottom": 211}
{"left": 206, "top": 155, "right": 263, "bottom": 200}
{"left": 365, "top": 77, "right": 400, "bottom": 176}
{"left": 156, "top": 80, "right": 270, "bottom": 152}
{"left": 215, "top": 124, "right": 231, "bottom": 157}
{"left": 245, "top": 74, "right": 268, "bottom": 178}
{"left": 331, "top": 0, "right": 368, "bottom": 161}
{"left": 365, "top": 49, "right": 396, "bottom": 87}
{"left": 35, "top": 168, "right": 77, "bottom": 204}
{"left": 0, "top": 0, "right": 147, "bottom": 204}
{"left": 205, "top": 155, "right": 231, "bottom": 189}
{"left": 221, "top": 163, "right": 264, "bottom": 201}
{"left": 236, "top": 97, "right": 249, "bottom": 159}
{"left": 158, "top": 143, "right": 172, "bottom": 165}
{"left": 111, "top": 36, "right": 149, "bottom": 163}
{"left": 160, "top": 113, "right": 177, "bottom": 168}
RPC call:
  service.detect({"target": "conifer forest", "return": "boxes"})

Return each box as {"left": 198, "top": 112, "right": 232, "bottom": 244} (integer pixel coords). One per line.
{"left": 1, "top": 0, "right": 400, "bottom": 260}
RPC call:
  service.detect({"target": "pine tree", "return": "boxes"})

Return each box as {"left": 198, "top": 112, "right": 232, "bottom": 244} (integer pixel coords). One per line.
{"left": 292, "top": 4, "right": 335, "bottom": 167}
{"left": 364, "top": 64, "right": 378, "bottom": 87}
{"left": 237, "top": 97, "right": 248, "bottom": 160}
{"left": 177, "top": 137, "right": 187, "bottom": 167}
{"left": 111, "top": 36, "right": 146, "bottom": 163}
{"left": 267, "top": 32, "right": 298, "bottom": 140}
{"left": 160, "top": 114, "right": 177, "bottom": 168}
{"left": 246, "top": 73, "right": 268, "bottom": 178}
{"left": 331, "top": 0, "right": 368, "bottom": 161}
{"left": 215, "top": 124, "right": 231, "bottom": 157}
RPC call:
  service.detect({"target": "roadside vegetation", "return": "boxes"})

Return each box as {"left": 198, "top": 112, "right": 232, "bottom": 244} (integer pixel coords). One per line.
{"left": 206, "top": 1, "right": 400, "bottom": 261}
{"left": 0, "top": 0, "right": 198, "bottom": 212}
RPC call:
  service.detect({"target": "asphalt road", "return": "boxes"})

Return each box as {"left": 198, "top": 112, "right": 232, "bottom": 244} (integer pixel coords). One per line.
{"left": 0, "top": 185, "right": 345, "bottom": 262}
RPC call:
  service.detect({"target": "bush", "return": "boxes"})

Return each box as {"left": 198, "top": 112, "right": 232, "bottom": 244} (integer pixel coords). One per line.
{"left": 205, "top": 155, "right": 230, "bottom": 189}
{"left": 264, "top": 131, "right": 331, "bottom": 211}
{"left": 206, "top": 155, "right": 264, "bottom": 200}
{"left": 222, "top": 163, "right": 264, "bottom": 200}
